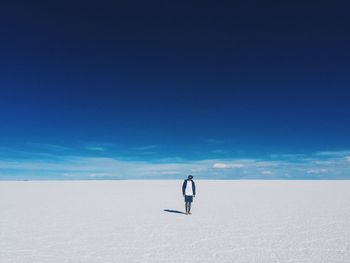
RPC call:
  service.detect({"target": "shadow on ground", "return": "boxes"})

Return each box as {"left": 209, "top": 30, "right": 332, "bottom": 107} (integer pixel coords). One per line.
{"left": 163, "top": 209, "right": 185, "bottom": 214}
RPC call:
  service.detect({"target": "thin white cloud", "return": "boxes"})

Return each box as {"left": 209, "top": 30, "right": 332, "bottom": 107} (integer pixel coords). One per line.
{"left": 254, "top": 161, "right": 279, "bottom": 167}
{"left": 86, "top": 146, "right": 106, "bottom": 151}
{"left": 269, "top": 153, "right": 306, "bottom": 159}
{"left": 133, "top": 145, "right": 157, "bottom": 151}
{"left": 27, "top": 143, "right": 70, "bottom": 151}
{"left": 306, "top": 168, "right": 328, "bottom": 174}
{"left": 315, "top": 150, "right": 350, "bottom": 157}
{"left": 213, "top": 163, "right": 244, "bottom": 169}
{"left": 261, "top": 170, "right": 274, "bottom": 175}
{"left": 230, "top": 163, "right": 245, "bottom": 168}
{"left": 86, "top": 173, "right": 113, "bottom": 177}
{"left": 156, "top": 157, "right": 186, "bottom": 163}
{"left": 213, "top": 163, "right": 230, "bottom": 169}
{"left": 212, "top": 149, "right": 229, "bottom": 154}
{"left": 159, "top": 171, "right": 182, "bottom": 175}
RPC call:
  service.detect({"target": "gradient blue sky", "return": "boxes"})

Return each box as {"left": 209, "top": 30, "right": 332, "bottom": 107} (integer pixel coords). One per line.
{"left": 0, "top": 1, "right": 349, "bottom": 179}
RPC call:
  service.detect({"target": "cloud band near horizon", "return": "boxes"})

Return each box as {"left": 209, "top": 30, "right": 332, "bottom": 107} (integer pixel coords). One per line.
{"left": 0, "top": 149, "right": 349, "bottom": 180}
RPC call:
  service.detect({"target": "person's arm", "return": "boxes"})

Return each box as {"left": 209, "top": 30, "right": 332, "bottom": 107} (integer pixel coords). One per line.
{"left": 182, "top": 180, "right": 186, "bottom": 196}
{"left": 193, "top": 181, "right": 196, "bottom": 196}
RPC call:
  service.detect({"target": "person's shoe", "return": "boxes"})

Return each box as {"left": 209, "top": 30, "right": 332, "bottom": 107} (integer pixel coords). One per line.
{"left": 185, "top": 212, "right": 189, "bottom": 215}
{"left": 188, "top": 212, "right": 192, "bottom": 215}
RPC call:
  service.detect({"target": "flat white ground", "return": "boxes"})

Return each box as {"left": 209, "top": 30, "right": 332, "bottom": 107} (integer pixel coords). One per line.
{"left": 0, "top": 180, "right": 350, "bottom": 263}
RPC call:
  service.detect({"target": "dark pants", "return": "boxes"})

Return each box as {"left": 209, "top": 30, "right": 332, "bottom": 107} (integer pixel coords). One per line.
{"left": 184, "top": 195, "right": 193, "bottom": 203}
{"left": 184, "top": 195, "right": 193, "bottom": 213}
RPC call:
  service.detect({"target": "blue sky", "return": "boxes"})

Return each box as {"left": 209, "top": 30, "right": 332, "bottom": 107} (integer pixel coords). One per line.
{"left": 0, "top": 1, "right": 350, "bottom": 179}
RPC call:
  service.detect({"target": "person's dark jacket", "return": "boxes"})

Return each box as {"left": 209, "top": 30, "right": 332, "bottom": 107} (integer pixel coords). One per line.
{"left": 182, "top": 179, "right": 196, "bottom": 196}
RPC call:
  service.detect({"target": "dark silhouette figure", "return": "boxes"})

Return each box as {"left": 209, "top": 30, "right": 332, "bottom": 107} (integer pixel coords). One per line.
{"left": 182, "top": 175, "right": 196, "bottom": 215}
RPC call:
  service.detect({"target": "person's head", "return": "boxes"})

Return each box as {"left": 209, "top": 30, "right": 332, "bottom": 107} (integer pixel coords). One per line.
{"left": 188, "top": 175, "right": 193, "bottom": 180}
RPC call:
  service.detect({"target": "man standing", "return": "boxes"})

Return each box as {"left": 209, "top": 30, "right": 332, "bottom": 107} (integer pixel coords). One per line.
{"left": 182, "top": 175, "right": 196, "bottom": 215}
